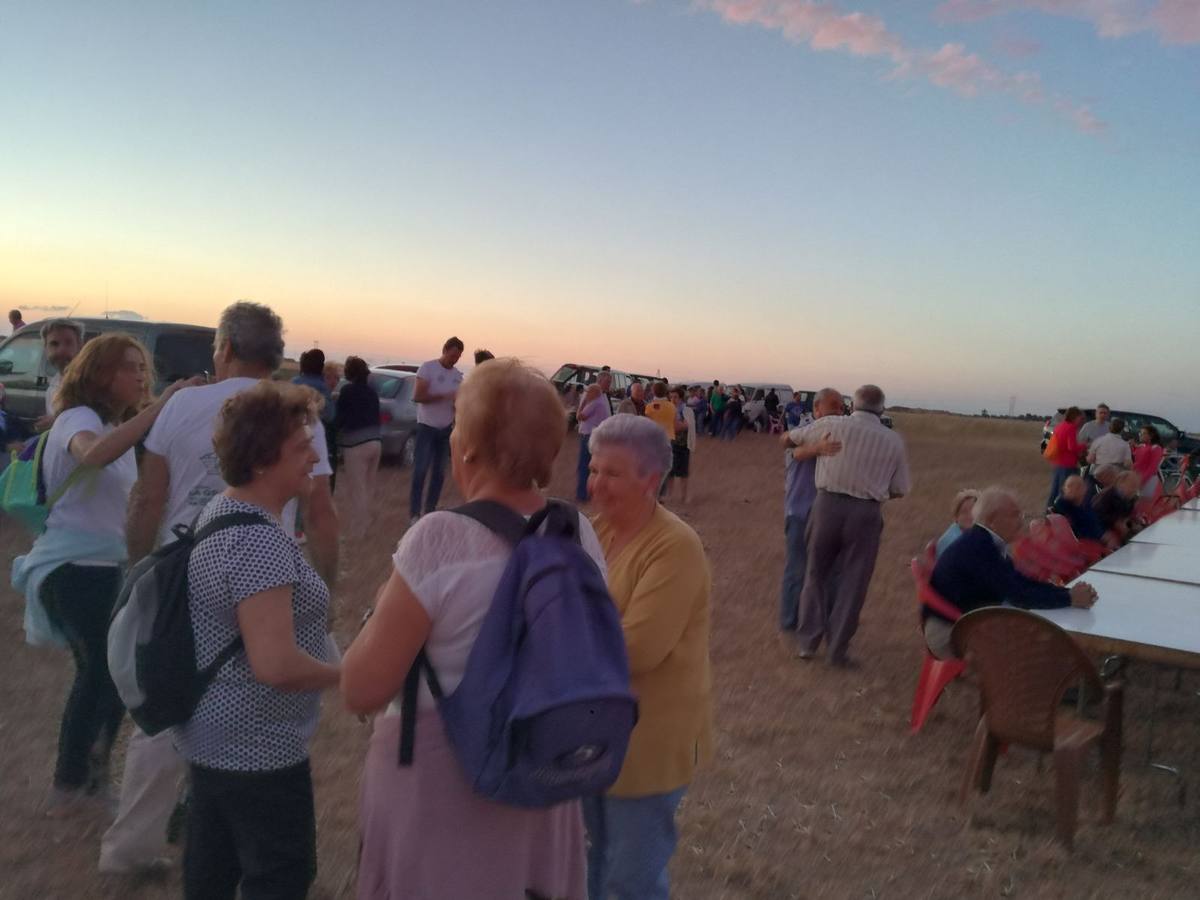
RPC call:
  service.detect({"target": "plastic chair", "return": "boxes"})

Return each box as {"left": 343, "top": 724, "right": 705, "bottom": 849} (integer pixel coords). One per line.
{"left": 909, "top": 549, "right": 967, "bottom": 734}
{"left": 1044, "top": 513, "right": 1106, "bottom": 566}
{"left": 951, "top": 608, "right": 1123, "bottom": 849}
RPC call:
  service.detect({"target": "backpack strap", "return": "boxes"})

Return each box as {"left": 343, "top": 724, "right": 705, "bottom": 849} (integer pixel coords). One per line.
{"left": 398, "top": 648, "right": 444, "bottom": 766}
{"left": 451, "top": 499, "right": 528, "bottom": 546}
{"left": 193, "top": 510, "right": 273, "bottom": 542}
{"left": 452, "top": 498, "right": 582, "bottom": 546}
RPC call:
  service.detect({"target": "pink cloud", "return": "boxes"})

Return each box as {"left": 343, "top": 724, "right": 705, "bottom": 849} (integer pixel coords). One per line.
{"left": 701, "top": 0, "right": 1106, "bottom": 133}
{"left": 935, "top": 0, "right": 1200, "bottom": 46}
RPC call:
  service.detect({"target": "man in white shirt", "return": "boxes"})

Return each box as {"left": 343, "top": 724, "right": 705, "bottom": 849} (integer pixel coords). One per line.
{"left": 1087, "top": 417, "right": 1133, "bottom": 484}
{"left": 787, "top": 384, "right": 911, "bottom": 667}
{"left": 410, "top": 337, "right": 464, "bottom": 520}
{"left": 35, "top": 318, "right": 83, "bottom": 432}
{"left": 100, "top": 301, "right": 339, "bottom": 874}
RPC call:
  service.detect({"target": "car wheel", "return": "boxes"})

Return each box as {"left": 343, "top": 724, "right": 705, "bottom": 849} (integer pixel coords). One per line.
{"left": 401, "top": 432, "right": 417, "bottom": 468}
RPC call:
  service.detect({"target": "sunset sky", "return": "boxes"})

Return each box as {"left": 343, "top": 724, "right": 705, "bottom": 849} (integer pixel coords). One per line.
{"left": 2, "top": 2, "right": 1197, "bottom": 425}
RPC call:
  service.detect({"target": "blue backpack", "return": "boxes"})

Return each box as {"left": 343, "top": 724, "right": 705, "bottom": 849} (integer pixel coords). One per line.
{"left": 398, "top": 500, "right": 637, "bottom": 808}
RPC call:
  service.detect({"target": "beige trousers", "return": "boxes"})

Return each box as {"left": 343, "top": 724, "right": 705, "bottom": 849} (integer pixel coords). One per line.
{"left": 99, "top": 728, "right": 186, "bottom": 870}
{"left": 340, "top": 440, "right": 381, "bottom": 539}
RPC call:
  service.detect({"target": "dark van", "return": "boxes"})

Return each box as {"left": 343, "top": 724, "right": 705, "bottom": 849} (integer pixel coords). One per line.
{"left": 0, "top": 317, "right": 216, "bottom": 437}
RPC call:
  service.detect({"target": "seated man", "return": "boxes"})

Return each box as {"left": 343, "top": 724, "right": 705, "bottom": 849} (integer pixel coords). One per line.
{"left": 923, "top": 487, "right": 1098, "bottom": 659}
{"left": 1093, "top": 470, "right": 1142, "bottom": 543}
{"left": 1052, "top": 475, "right": 1107, "bottom": 544}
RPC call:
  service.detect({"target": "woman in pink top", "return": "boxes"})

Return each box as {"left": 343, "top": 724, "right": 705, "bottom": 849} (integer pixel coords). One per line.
{"left": 1132, "top": 425, "right": 1165, "bottom": 498}
{"left": 1046, "top": 407, "right": 1085, "bottom": 509}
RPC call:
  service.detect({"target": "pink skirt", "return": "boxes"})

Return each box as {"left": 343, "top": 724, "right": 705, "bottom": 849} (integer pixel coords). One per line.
{"left": 357, "top": 711, "right": 587, "bottom": 900}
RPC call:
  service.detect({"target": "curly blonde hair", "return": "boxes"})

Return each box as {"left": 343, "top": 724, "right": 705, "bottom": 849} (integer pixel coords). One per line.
{"left": 54, "top": 332, "right": 152, "bottom": 423}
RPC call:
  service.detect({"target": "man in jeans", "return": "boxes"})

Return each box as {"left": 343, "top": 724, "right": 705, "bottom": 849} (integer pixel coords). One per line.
{"left": 410, "top": 337, "right": 464, "bottom": 520}
{"left": 778, "top": 388, "right": 843, "bottom": 637}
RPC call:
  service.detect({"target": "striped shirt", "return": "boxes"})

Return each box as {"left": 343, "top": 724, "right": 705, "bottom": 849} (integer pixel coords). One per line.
{"left": 789, "top": 411, "right": 911, "bottom": 502}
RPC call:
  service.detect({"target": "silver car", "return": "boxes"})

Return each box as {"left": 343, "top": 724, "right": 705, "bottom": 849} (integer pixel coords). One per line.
{"left": 367, "top": 367, "right": 419, "bottom": 464}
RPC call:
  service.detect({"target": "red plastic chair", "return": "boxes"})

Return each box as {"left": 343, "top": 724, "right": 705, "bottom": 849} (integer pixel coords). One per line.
{"left": 910, "top": 549, "right": 967, "bottom": 734}
{"left": 1045, "top": 513, "right": 1106, "bottom": 567}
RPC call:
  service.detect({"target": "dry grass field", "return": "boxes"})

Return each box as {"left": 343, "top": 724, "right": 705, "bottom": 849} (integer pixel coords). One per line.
{"left": 1, "top": 411, "right": 1197, "bottom": 899}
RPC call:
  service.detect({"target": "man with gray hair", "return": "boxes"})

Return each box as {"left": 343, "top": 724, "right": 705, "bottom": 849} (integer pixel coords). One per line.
{"left": 788, "top": 384, "right": 910, "bottom": 666}
{"left": 101, "top": 300, "right": 339, "bottom": 873}
{"left": 925, "top": 486, "right": 1097, "bottom": 658}
{"left": 35, "top": 318, "right": 84, "bottom": 431}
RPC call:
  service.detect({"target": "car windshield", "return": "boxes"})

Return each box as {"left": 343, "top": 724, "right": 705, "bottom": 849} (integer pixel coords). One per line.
{"left": 0, "top": 330, "right": 44, "bottom": 375}
{"left": 550, "top": 365, "right": 579, "bottom": 384}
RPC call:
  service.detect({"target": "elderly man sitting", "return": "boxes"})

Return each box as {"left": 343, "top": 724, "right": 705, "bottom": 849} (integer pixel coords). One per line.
{"left": 923, "top": 487, "right": 1098, "bottom": 659}
{"left": 1052, "top": 475, "right": 1108, "bottom": 544}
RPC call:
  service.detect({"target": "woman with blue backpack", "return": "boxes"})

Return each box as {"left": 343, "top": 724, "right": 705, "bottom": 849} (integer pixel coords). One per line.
{"left": 583, "top": 413, "right": 714, "bottom": 900}
{"left": 342, "top": 358, "right": 627, "bottom": 900}
{"left": 10, "top": 333, "right": 199, "bottom": 816}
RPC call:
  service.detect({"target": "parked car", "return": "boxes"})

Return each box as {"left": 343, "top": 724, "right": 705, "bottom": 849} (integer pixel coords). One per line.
{"left": 0, "top": 317, "right": 216, "bottom": 437}
{"left": 1040, "top": 407, "right": 1199, "bottom": 478}
{"left": 550, "top": 363, "right": 668, "bottom": 398}
{"left": 367, "top": 367, "right": 419, "bottom": 464}
{"left": 377, "top": 362, "right": 420, "bottom": 373}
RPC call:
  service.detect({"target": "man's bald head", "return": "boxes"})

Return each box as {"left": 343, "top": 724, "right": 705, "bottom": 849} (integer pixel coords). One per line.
{"left": 814, "top": 387, "right": 842, "bottom": 418}
{"left": 1062, "top": 475, "right": 1086, "bottom": 504}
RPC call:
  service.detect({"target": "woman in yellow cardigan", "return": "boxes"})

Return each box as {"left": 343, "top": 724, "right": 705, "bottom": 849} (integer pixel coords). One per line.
{"left": 583, "top": 413, "right": 713, "bottom": 900}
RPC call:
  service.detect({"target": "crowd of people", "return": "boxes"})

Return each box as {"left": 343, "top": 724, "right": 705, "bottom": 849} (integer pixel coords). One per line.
{"left": 909, "top": 402, "right": 1180, "bottom": 659}
{"left": 7, "top": 304, "right": 714, "bottom": 900}
{"left": 11, "top": 299, "right": 1179, "bottom": 897}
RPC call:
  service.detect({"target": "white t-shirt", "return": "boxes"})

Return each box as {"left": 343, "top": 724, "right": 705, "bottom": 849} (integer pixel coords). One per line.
{"left": 387, "top": 509, "right": 607, "bottom": 713}
{"left": 45, "top": 372, "right": 62, "bottom": 416}
{"left": 1090, "top": 432, "right": 1133, "bottom": 470}
{"left": 43, "top": 406, "right": 137, "bottom": 542}
{"left": 144, "top": 377, "right": 333, "bottom": 546}
{"left": 415, "top": 359, "right": 463, "bottom": 429}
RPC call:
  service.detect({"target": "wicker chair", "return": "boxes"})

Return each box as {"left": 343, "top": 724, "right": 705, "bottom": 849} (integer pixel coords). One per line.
{"left": 951, "top": 608, "right": 1123, "bottom": 849}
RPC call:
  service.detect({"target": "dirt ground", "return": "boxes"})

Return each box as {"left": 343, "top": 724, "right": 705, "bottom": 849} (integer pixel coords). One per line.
{"left": 1, "top": 411, "right": 1197, "bottom": 899}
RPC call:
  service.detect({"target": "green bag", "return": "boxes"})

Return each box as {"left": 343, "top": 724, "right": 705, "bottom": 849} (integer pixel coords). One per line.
{"left": 0, "top": 432, "right": 91, "bottom": 534}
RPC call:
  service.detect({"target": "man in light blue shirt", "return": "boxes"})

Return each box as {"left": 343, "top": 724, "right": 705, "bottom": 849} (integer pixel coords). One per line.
{"left": 778, "top": 388, "right": 843, "bottom": 635}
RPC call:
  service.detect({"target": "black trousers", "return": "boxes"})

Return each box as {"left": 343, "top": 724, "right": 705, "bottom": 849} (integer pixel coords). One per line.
{"left": 184, "top": 760, "right": 316, "bottom": 900}
{"left": 40, "top": 563, "right": 125, "bottom": 791}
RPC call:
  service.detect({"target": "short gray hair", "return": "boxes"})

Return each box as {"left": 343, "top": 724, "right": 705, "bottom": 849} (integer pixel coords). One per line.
{"left": 588, "top": 413, "right": 672, "bottom": 478}
{"left": 973, "top": 486, "right": 1019, "bottom": 527}
{"left": 216, "top": 301, "right": 284, "bottom": 371}
{"left": 40, "top": 318, "right": 83, "bottom": 342}
{"left": 814, "top": 387, "right": 841, "bottom": 410}
{"left": 853, "top": 384, "right": 885, "bottom": 414}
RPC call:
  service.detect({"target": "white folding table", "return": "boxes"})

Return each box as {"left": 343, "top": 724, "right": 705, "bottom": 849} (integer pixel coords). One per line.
{"left": 1089, "top": 542, "right": 1200, "bottom": 587}
{"left": 1131, "top": 513, "right": 1200, "bottom": 550}
{"left": 1037, "top": 571, "right": 1200, "bottom": 669}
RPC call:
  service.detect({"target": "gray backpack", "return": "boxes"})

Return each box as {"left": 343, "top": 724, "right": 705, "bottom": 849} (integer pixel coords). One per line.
{"left": 108, "top": 512, "right": 268, "bottom": 735}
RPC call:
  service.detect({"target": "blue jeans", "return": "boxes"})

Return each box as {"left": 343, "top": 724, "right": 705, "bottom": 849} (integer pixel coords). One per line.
{"left": 780, "top": 514, "right": 809, "bottom": 631}
{"left": 576, "top": 433, "right": 592, "bottom": 502}
{"left": 583, "top": 787, "right": 686, "bottom": 900}
{"left": 1047, "top": 465, "right": 1075, "bottom": 509}
{"left": 410, "top": 423, "right": 452, "bottom": 517}
{"left": 721, "top": 414, "right": 742, "bottom": 441}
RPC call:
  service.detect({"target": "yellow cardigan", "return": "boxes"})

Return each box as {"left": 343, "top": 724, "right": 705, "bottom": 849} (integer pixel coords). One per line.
{"left": 594, "top": 504, "right": 713, "bottom": 797}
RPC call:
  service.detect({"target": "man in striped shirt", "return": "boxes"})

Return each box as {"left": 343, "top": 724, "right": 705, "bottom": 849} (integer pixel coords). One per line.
{"left": 787, "top": 384, "right": 911, "bottom": 666}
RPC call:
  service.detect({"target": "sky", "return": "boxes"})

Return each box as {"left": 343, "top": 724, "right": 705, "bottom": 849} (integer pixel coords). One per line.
{"left": 1, "top": 1, "right": 1197, "bottom": 425}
